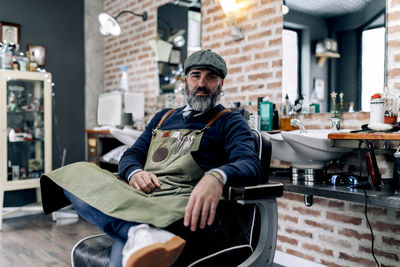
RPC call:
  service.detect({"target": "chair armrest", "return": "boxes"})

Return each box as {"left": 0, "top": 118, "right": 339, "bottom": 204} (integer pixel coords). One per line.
{"left": 225, "top": 182, "right": 283, "bottom": 202}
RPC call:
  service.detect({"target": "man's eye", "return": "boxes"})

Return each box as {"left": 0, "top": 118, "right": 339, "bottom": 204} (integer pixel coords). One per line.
{"left": 208, "top": 75, "right": 217, "bottom": 80}
{"left": 191, "top": 75, "right": 200, "bottom": 79}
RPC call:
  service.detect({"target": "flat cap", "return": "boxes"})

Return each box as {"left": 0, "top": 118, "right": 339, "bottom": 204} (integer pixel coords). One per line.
{"left": 184, "top": 49, "right": 227, "bottom": 79}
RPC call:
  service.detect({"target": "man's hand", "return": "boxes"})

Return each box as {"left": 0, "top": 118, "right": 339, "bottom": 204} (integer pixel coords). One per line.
{"left": 129, "top": 171, "right": 160, "bottom": 193}
{"left": 184, "top": 174, "right": 223, "bottom": 231}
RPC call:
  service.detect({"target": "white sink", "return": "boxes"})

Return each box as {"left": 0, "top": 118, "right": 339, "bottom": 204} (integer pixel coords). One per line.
{"left": 265, "top": 130, "right": 353, "bottom": 169}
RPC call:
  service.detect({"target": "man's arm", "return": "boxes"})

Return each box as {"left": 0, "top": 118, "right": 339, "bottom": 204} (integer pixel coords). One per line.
{"left": 118, "top": 109, "right": 169, "bottom": 182}
{"left": 184, "top": 112, "right": 262, "bottom": 231}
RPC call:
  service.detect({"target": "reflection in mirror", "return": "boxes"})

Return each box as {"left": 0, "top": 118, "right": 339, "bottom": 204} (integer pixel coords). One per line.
{"left": 157, "top": 1, "right": 201, "bottom": 110}
{"left": 282, "top": 0, "right": 386, "bottom": 113}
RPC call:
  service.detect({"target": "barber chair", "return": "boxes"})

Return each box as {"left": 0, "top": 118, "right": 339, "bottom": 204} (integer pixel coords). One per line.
{"left": 71, "top": 129, "right": 283, "bottom": 267}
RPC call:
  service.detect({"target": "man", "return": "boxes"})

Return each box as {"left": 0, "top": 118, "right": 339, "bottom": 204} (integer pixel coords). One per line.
{"left": 41, "top": 49, "right": 261, "bottom": 267}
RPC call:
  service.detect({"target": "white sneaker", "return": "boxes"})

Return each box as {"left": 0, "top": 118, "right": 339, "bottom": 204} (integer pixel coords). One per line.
{"left": 122, "top": 224, "right": 186, "bottom": 267}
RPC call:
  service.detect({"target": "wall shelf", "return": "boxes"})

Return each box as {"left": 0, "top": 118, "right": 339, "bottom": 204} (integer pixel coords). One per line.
{"left": 316, "top": 52, "right": 340, "bottom": 67}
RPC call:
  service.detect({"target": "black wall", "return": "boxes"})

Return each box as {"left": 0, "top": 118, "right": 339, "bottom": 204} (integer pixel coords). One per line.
{"left": 1, "top": 0, "right": 85, "bottom": 205}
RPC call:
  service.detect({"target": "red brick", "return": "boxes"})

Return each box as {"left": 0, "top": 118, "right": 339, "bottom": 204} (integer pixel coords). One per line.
{"left": 267, "top": 81, "right": 281, "bottom": 89}
{"left": 304, "top": 219, "right": 334, "bottom": 232}
{"left": 349, "top": 204, "right": 388, "bottom": 215}
{"left": 338, "top": 228, "right": 372, "bottom": 240}
{"left": 314, "top": 198, "right": 345, "bottom": 209}
{"left": 326, "top": 211, "right": 362, "bottom": 225}
{"left": 319, "top": 235, "right": 352, "bottom": 248}
{"left": 248, "top": 72, "right": 273, "bottom": 81}
{"left": 339, "top": 252, "right": 375, "bottom": 265}
{"left": 252, "top": 7, "right": 277, "bottom": 20}
{"left": 285, "top": 228, "right": 312, "bottom": 238}
{"left": 382, "top": 236, "right": 400, "bottom": 246}
{"left": 286, "top": 249, "right": 315, "bottom": 262}
{"left": 359, "top": 246, "right": 399, "bottom": 260}
{"left": 254, "top": 49, "right": 280, "bottom": 60}
{"left": 293, "top": 206, "right": 321, "bottom": 217}
{"left": 370, "top": 221, "right": 400, "bottom": 234}
{"left": 247, "top": 30, "right": 272, "bottom": 41}
{"left": 278, "top": 214, "right": 298, "bottom": 223}
{"left": 268, "top": 37, "right": 281, "bottom": 47}
{"left": 320, "top": 259, "right": 343, "bottom": 267}
{"left": 277, "top": 234, "right": 298, "bottom": 245}
{"left": 283, "top": 192, "right": 303, "bottom": 202}
{"left": 302, "top": 243, "right": 333, "bottom": 256}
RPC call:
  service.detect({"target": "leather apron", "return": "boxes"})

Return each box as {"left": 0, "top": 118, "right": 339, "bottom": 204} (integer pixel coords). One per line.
{"left": 40, "top": 109, "right": 229, "bottom": 228}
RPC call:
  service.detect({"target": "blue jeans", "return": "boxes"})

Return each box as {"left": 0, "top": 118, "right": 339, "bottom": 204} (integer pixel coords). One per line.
{"left": 64, "top": 190, "right": 138, "bottom": 267}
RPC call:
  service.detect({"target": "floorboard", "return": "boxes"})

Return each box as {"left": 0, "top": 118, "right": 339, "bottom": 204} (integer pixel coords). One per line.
{"left": 0, "top": 212, "right": 102, "bottom": 267}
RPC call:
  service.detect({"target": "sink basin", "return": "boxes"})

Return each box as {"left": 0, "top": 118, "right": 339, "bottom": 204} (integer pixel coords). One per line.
{"left": 263, "top": 132, "right": 307, "bottom": 167}
{"left": 264, "top": 130, "right": 353, "bottom": 169}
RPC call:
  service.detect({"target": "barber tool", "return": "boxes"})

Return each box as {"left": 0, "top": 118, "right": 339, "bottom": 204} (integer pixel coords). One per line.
{"left": 181, "top": 135, "right": 195, "bottom": 155}
{"left": 172, "top": 135, "right": 184, "bottom": 154}
{"left": 365, "top": 143, "right": 383, "bottom": 191}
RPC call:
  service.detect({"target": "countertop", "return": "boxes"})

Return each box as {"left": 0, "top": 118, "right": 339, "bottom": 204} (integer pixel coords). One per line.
{"left": 269, "top": 171, "right": 400, "bottom": 209}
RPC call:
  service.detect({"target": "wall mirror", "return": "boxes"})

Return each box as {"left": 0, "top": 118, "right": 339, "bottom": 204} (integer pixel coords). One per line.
{"left": 282, "top": 0, "right": 386, "bottom": 112}
{"left": 157, "top": 0, "right": 201, "bottom": 108}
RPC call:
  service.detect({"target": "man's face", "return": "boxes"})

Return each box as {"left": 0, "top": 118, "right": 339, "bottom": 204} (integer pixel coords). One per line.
{"left": 184, "top": 68, "right": 224, "bottom": 112}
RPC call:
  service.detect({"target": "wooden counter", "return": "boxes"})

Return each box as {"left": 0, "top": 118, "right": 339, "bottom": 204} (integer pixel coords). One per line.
{"left": 328, "top": 132, "right": 400, "bottom": 149}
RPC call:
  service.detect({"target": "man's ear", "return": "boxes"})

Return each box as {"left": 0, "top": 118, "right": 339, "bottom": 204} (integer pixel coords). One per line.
{"left": 184, "top": 76, "right": 187, "bottom": 83}
{"left": 221, "top": 79, "right": 224, "bottom": 87}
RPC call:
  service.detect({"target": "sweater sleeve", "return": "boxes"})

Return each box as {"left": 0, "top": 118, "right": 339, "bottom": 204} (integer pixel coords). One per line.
{"left": 217, "top": 112, "right": 262, "bottom": 187}
{"left": 118, "top": 109, "right": 168, "bottom": 181}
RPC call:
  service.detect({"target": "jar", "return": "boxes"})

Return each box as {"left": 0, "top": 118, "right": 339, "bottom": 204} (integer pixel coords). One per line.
{"left": 370, "top": 93, "right": 384, "bottom": 124}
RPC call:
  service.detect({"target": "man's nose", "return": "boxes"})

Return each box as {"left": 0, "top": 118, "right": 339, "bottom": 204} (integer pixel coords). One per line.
{"left": 198, "top": 76, "right": 207, "bottom": 87}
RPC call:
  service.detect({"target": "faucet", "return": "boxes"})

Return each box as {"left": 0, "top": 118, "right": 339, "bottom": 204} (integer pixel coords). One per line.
{"left": 290, "top": 118, "right": 307, "bottom": 133}
{"left": 331, "top": 117, "right": 341, "bottom": 133}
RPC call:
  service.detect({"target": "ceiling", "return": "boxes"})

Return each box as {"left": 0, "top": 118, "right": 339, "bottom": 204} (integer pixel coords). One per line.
{"left": 285, "top": 0, "right": 375, "bottom": 18}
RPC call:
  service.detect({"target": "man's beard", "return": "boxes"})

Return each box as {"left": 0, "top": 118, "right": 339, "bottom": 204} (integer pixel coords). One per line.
{"left": 184, "top": 83, "right": 222, "bottom": 112}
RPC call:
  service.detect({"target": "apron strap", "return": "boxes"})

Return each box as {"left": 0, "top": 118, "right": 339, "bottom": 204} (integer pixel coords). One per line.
{"left": 156, "top": 109, "right": 177, "bottom": 128}
{"left": 204, "top": 109, "right": 231, "bottom": 128}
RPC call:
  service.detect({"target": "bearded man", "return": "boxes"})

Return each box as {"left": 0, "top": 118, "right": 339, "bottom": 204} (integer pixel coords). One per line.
{"left": 41, "top": 49, "right": 261, "bottom": 267}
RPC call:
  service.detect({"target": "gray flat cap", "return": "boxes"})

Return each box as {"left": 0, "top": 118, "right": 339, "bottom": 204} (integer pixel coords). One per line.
{"left": 184, "top": 49, "right": 227, "bottom": 79}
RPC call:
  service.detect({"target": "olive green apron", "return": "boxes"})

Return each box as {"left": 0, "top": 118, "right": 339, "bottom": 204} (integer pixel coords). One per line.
{"left": 41, "top": 109, "right": 229, "bottom": 228}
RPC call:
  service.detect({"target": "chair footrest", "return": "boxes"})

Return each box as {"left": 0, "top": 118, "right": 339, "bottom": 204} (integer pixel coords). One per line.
{"left": 227, "top": 182, "right": 283, "bottom": 201}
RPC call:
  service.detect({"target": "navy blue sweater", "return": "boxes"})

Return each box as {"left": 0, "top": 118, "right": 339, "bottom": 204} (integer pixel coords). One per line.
{"left": 118, "top": 104, "right": 262, "bottom": 187}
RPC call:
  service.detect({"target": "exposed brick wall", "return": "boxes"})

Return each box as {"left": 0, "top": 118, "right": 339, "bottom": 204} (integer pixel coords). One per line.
{"left": 102, "top": 0, "right": 400, "bottom": 266}
{"left": 278, "top": 192, "right": 400, "bottom": 267}
{"left": 103, "top": 0, "right": 170, "bottom": 111}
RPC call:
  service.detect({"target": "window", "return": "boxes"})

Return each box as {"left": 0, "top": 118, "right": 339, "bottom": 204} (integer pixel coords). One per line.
{"left": 282, "top": 29, "right": 299, "bottom": 102}
{"left": 361, "top": 27, "right": 385, "bottom": 111}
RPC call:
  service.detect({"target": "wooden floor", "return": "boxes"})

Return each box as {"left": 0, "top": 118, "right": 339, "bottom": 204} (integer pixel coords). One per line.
{"left": 0, "top": 211, "right": 102, "bottom": 267}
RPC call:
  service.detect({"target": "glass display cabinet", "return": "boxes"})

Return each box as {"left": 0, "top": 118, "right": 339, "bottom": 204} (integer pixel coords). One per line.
{"left": 0, "top": 70, "right": 52, "bottom": 229}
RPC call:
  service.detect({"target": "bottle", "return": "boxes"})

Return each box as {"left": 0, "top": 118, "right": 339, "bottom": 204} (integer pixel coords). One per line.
{"left": 2, "top": 41, "right": 12, "bottom": 70}
{"left": 382, "top": 86, "right": 397, "bottom": 124}
{"left": 248, "top": 101, "right": 259, "bottom": 130}
{"left": 28, "top": 51, "right": 37, "bottom": 71}
{"left": 280, "top": 94, "right": 294, "bottom": 131}
{"left": 259, "top": 97, "right": 273, "bottom": 131}
{"left": 370, "top": 93, "right": 384, "bottom": 124}
{"left": 293, "top": 93, "right": 304, "bottom": 113}
{"left": 119, "top": 65, "right": 128, "bottom": 91}
{"left": 272, "top": 104, "right": 279, "bottom": 130}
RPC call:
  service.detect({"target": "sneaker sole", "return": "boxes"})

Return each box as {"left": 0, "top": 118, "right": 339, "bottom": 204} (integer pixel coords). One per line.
{"left": 125, "top": 235, "right": 186, "bottom": 267}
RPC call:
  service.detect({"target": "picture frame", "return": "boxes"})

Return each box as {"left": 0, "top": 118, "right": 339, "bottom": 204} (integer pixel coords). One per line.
{"left": 314, "top": 78, "right": 325, "bottom": 100}
{"left": 0, "top": 22, "right": 20, "bottom": 45}
{"left": 27, "top": 44, "right": 46, "bottom": 67}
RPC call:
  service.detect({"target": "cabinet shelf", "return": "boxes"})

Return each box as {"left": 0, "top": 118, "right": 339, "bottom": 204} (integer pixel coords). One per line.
{"left": 316, "top": 52, "right": 340, "bottom": 67}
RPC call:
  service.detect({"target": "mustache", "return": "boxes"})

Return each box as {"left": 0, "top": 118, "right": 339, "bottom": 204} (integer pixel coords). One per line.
{"left": 192, "top": 87, "right": 211, "bottom": 96}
